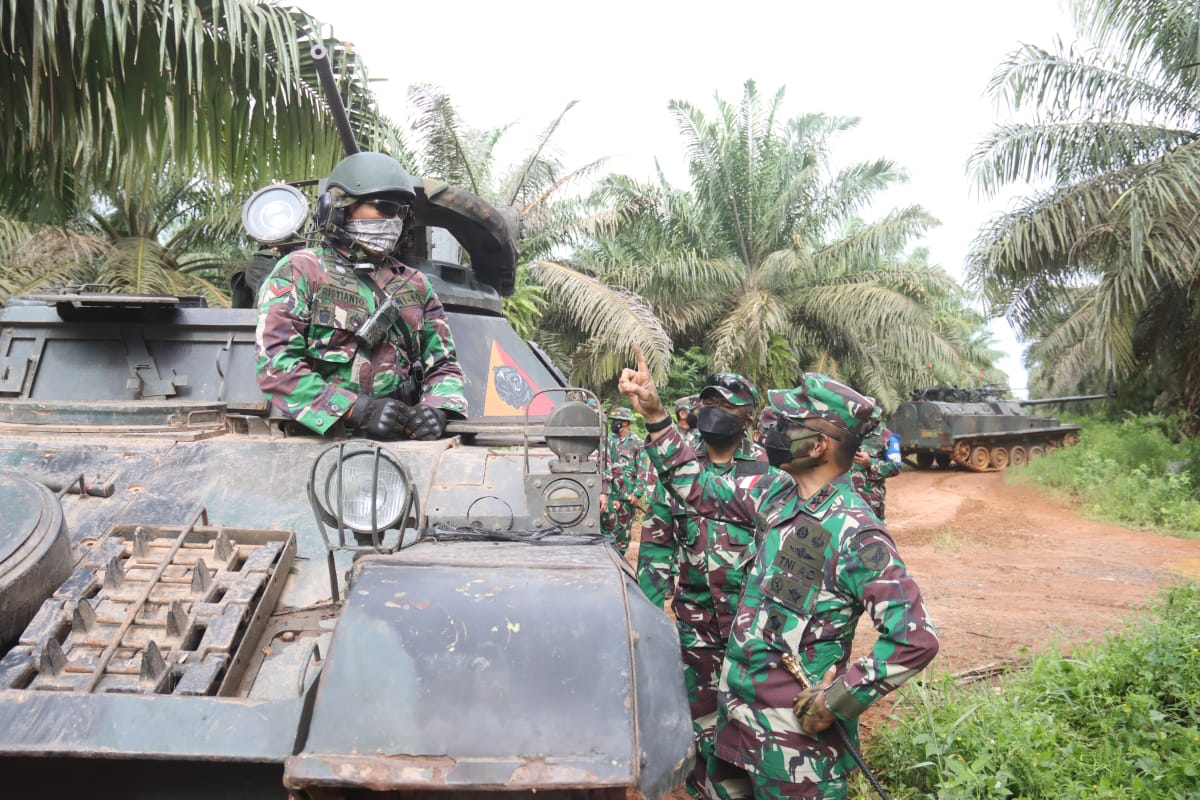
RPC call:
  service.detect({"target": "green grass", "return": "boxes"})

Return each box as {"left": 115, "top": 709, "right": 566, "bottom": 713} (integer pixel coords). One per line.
{"left": 853, "top": 583, "right": 1200, "bottom": 799}
{"left": 1009, "top": 413, "right": 1200, "bottom": 537}
{"left": 931, "top": 529, "right": 962, "bottom": 553}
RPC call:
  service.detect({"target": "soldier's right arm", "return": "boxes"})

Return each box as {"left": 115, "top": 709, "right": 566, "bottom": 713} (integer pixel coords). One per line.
{"left": 636, "top": 481, "right": 678, "bottom": 606}
{"left": 255, "top": 256, "right": 358, "bottom": 435}
{"left": 644, "top": 427, "right": 797, "bottom": 533}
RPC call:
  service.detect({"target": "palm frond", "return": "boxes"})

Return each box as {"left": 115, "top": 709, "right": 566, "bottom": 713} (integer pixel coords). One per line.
{"left": 0, "top": 1, "right": 384, "bottom": 215}
{"left": 527, "top": 259, "right": 672, "bottom": 382}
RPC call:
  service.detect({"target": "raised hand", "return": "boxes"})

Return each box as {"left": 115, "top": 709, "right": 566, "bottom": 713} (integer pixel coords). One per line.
{"left": 617, "top": 343, "right": 666, "bottom": 420}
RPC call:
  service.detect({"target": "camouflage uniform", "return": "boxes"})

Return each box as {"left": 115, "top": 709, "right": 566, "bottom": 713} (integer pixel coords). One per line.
{"left": 255, "top": 245, "right": 467, "bottom": 434}
{"left": 639, "top": 373, "right": 795, "bottom": 798}
{"left": 645, "top": 375, "right": 938, "bottom": 800}
{"left": 602, "top": 409, "right": 644, "bottom": 554}
{"left": 849, "top": 415, "right": 901, "bottom": 520}
{"left": 637, "top": 436, "right": 791, "bottom": 798}
{"left": 674, "top": 394, "right": 701, "bottom": 443}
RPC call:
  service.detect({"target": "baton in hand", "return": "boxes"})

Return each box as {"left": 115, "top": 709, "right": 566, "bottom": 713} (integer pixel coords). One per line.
{"left": 781, "top": 653, "right": 891, "bottom": 800}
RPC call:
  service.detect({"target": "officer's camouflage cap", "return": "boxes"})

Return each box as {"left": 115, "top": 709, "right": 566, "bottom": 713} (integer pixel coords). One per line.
{"left": 766, "top": 373, "right": 875, "bottom": 436}
{"left": 673, "top": 395, "right": 699, "bottom": 415}
{"left": 608, "top": 407, "right": 634, "bottom": 422}
{"left": 699, "top": 372, "right": 759, "bottom": 408}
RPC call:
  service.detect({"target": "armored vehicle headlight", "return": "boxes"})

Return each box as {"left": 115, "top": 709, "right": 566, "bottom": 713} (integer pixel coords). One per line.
{"left": 242, "top": 183, "right": 309, "bottom": 245}
{"left": 309, "top": 443, "right": 413, "bottom": 535}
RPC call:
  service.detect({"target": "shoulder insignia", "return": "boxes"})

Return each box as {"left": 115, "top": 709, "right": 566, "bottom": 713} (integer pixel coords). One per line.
{"left": 858, "top": 540, "right": 891, "bottom": 572}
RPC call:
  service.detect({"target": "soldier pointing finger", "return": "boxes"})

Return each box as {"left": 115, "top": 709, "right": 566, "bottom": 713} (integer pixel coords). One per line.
{"left": 624, "top": 361, "right": 939, "bottom": 800}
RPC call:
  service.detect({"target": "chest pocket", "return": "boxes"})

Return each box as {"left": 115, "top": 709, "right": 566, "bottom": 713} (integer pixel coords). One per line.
{"left": 758, "top": 523, "right": 829, "bottom": 649}
{"left": 309, "top": 285, "right": 370, "bottom": 363}
{"left": 384, "top": 287, "right": 426, "bottom": 356}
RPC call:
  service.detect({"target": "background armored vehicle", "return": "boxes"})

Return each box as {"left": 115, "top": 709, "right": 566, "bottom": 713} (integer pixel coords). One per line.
{"left": 0, "top": 47, "right": 691, "bottom": 800}
{"left": 888, "top": 385, "right": 1108, "bottom": 472}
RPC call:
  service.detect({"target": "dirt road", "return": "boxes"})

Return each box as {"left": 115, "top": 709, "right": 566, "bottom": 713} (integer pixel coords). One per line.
{"left": 880, "top": 467, "right": 1200, "bottom": 677}
{"left": 637, "top": 467, "right": 1200, "bottom": 798}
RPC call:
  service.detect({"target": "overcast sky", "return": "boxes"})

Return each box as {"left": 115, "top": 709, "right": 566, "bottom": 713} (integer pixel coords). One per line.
{"left": 296, "top": 0, "right": 1081, "bottom": 397}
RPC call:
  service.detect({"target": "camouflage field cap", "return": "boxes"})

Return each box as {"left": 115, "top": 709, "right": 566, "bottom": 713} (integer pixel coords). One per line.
{"left": 766, "top": 373, "right": 875, "bottom": 436}
{"left": 865, "top": 401, "right": 884, "bottom": 436}
{"left": 699, "top": 372, "right": 759, "bottom": 408}
{"left": 673, "top": 395, "right": 699, "bottom": 415}
{"left": 608, "top": 407, "right": 634, "bottom": 422}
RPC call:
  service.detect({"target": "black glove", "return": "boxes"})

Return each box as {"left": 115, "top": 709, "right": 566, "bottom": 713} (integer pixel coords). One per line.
{"left": 348, "top": 397, "right": 403, "bottom": 439}
{"left": 404, "top": 404, "right": 447, "bottom": 440}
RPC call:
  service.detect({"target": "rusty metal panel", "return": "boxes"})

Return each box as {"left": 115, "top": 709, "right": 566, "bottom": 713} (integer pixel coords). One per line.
{"left": 287, "top": 542, "right": 649, "bottom": 792}
{"left": 0, "top": 690, "right": 305, "bottom": 760}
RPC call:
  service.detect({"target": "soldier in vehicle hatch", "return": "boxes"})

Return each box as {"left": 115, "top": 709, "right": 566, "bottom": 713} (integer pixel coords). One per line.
{"left": 636, "top": 373, "right": 793, "bottom": 799}
{"left": 255, "top": 152, "right": 466, "bottom": 440}
{"left": 620, "top": 349, "right": 938, "bottom": 800}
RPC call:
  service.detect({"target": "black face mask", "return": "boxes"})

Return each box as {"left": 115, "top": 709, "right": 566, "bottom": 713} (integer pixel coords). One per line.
{"left": 610, "top": 420, "right": 625, "bottom": 435}
{"left": 762, "top": 426, "right": 823, "bottom": 469}
{"left": 762, "top": 427, "right": 795, "bottom": 467}
{"left": 697, "top": 407, "right": 743, "bottom": 448}
{"left": 686, "top": 411, "right": 699, "bottom": 430}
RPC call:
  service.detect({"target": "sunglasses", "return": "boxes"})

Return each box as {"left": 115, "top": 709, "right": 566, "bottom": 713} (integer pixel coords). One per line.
{"left": 774, "top": 415, "right": 845, "bottom": 442}
{"left": 704, "top": 373, "right": 749, "bottom": 395}
{"left": 359, "top": 198, "right": 411, "bottom": 218}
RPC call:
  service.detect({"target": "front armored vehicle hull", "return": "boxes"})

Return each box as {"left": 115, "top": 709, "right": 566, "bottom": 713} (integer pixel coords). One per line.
{"left": 0, "top": 291, "right": 693, "bottom": 798}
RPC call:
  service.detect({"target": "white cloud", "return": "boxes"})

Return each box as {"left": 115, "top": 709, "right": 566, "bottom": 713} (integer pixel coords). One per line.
{"left": 296, "top": 0, "right": 1079, "bottom": 394}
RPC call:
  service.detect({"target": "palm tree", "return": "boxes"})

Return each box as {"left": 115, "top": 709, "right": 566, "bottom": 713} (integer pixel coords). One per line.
{"left": 580, "top": 81, "right": 972, "bottom": 408}
{"left": 0, "top": 1, "right": 409, "bottom": 303}
{"left": 0, "top": 0, "right": 395, "bottom": 219}
{"left": 967, "top": 0, "right": 1200, "bottom": 416}
{"left": 405, "top": 85, "right": 673, "bottom": 385}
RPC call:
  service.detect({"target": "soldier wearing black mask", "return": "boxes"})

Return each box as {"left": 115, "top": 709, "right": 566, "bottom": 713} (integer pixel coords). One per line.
{"left": 696, "top": 375, "right": 757, "bottom": 454}
{"left": 636, "top": 371, "right": 783, "bottom": 797}
{"left": 674, "top": 395, "right": 701, "bottom": 442}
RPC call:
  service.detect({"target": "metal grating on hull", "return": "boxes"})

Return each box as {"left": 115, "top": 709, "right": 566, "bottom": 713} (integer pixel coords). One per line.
{"left": 0, "top": 512, "right": 294, "bottom": 695}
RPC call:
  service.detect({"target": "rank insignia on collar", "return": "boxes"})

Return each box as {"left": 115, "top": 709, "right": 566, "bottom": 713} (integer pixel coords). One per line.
{"left": 801, "top": 484, "right": 838, "bottom": 516}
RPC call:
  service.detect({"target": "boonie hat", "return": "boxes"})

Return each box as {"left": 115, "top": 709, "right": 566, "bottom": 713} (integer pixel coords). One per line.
{"left": 699, "top": 373, "right": 759, "bottom": 408}
{"left": 766, "top": 373, "right": 875, "bottom": 436}
{"left": 608, "top": 407, "right": 634, "bottom": 422}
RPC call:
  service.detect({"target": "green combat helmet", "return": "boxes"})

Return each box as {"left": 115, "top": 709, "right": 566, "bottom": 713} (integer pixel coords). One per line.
{"left": 699, "top": 372, "right": 759, "bottom": 409}
{"left": 766, "top": 372, "right": 875, "bottom": 437}
{"left": 326, "top": 151, "right": 418, "bottom": 202}
{"left": 314, "top": 152, "right": 420, "bottom": 257}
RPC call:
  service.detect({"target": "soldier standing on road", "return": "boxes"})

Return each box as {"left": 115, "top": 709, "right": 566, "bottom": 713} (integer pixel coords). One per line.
{"left": 255, "top": 152, "right": 466, "bottom": 440}
{"left": 850, "top": 406, "right": 902, "bottom": 520}
{"left": 636, "top": 373, "right": 794, "bottom": 798}
{"left": 601, "top": 407, "right": 645, "bottom": 554}
{"left": 620, "top": 349, "right": 939, "bottom": 800}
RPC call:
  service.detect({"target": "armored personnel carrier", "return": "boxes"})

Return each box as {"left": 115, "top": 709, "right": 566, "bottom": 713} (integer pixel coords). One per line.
{"left": 888, "top": 385, "right": 1107, "bottom": 472}
{"left": 0, "top": 48, "right": 691, "bottom": 800}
